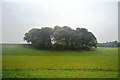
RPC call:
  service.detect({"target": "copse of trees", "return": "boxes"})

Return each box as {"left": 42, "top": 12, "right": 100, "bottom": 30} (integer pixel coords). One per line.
{"left": 24, "top": 26, "right": 97, "bottom": 50}
{"left": 98, "top": 41, "right": 119, "bottom": 47}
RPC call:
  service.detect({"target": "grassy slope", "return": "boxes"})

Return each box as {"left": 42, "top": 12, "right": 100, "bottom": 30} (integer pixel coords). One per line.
{"left": 2, "top": 44, "right": 118, "bottom": 78}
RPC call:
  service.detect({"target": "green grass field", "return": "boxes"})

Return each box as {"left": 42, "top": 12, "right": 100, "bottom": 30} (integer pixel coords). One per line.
{"left": 2, "top": 44, "right": 118, "bottom": 78}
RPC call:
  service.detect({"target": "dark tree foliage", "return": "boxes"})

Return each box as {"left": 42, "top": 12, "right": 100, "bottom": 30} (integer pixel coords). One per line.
{"left": 97, "top": 41, "right": 119, "bottom": 47}
{"left": 24, "top": 27, "right": 53, "bottom": 49}
{"left": 118, "top": 42, "right": 120, "bottom": 47}
{"left": 24, "top": 26, "right": 97, "bottom": 50}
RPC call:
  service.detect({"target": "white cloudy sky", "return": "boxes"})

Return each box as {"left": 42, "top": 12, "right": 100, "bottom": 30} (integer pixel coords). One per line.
{"left": 1, "top": 0, "right": 119, "bottom": 43}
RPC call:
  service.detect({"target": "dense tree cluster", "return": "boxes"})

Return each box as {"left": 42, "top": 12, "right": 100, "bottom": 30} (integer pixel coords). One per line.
{"left": 98, "top": 41, "right": 119, "bottom": 47}
{"left": 118, "top": 42, "right": 120, "bottom": 47}
{"left": 24, "top": 26, "right": 97, "bottom": 50}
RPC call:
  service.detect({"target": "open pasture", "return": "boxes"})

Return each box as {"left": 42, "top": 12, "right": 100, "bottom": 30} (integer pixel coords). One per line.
{"left": 2, "top": 44, "right": 118, "bottom": 78}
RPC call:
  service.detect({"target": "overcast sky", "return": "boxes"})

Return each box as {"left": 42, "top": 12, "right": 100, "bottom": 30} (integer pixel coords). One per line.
{"left": 1, "top": 0, "right": 119, "bottom": 43}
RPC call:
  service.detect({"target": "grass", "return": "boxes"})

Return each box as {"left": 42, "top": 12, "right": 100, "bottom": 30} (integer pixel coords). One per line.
{"left": 3, "top": 70, "right": 118, "bottom": 78}
{"left": 2, "top": 44, "right": 118, "bottom": 78}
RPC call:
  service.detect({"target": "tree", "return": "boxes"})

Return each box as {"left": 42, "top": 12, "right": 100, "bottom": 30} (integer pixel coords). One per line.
{"left": 24, "top": 26, "right": 97, "bottom": 50}
{"left": 118, "top": 42, "right": 120, "bottom": 47}
{"left": 97, "top": 41, "right": 118, "bottom": 47}
{"left": 75, "top": 28, "right": 97, "bottom": 49}
{"left": 53, "top": 26, "right": 75, "bottom": 50}
{"left": 24, "top": 27, "right": 53, "bottom": 49}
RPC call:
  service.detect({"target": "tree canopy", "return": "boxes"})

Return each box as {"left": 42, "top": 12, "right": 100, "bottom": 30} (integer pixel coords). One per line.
{"left": 97, "top": 41, "right": 119, "bottom": 47}
{"left": 24, "top": 26, "right": 97, "bottom": 50}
